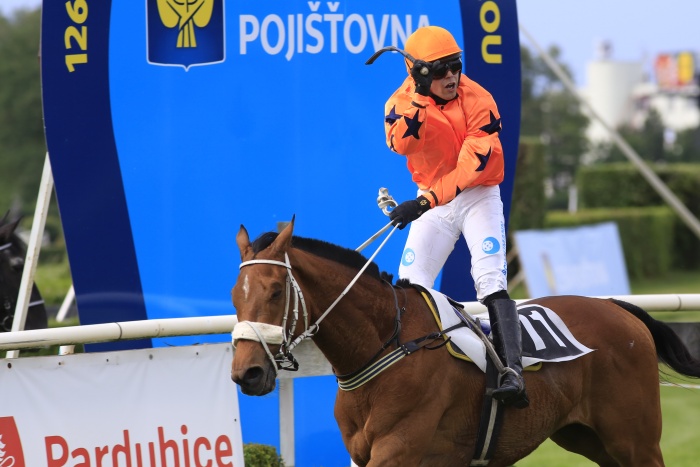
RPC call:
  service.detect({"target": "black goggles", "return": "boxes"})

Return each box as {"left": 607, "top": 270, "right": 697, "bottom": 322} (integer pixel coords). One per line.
{"left": 432, "top": 58, "right": 462, "bottom": 79}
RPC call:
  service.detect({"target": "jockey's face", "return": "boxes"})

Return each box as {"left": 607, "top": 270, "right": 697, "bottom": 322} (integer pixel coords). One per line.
{"left": 430, "top": 68, "right": 459, "bottom": 101}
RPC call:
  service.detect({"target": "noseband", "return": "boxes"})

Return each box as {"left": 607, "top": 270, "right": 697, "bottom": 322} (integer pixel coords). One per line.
{"left": 232, "top": 253, "right": 308, "bottom": 376}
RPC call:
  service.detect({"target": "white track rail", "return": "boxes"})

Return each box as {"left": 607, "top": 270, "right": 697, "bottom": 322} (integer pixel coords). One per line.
{"left": 461, "top": 294, "right": 700, "bottom": 314}
{"left": 0, "top": 294, "right": 698, "bottom": 351}
{"left": 0, "top": 316, "right": 236, "bottom": 351}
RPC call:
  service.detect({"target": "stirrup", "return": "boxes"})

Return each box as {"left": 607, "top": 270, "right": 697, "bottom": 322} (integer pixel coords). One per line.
{"left": 493, "top": 368, "right": 529, "bottom": 408}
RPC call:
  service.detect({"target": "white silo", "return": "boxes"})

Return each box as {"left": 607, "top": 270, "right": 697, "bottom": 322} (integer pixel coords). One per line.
{"left": 584, "top": 42, "right": 644, "bottom": 143}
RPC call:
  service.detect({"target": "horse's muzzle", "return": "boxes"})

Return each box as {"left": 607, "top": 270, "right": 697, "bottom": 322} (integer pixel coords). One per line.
{"left": 230, "top": 337, "right": 280, "bottom": 395}
{"left": 231, "top": 362, "right": 276, "bottom": 395}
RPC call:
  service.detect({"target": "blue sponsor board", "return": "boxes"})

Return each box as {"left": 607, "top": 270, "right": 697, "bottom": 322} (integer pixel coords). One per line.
{"left": 41, "top": 1, "right": 520, "bottom": 465}
{"left": 514, "top": 222, "right": 631, "bottom": 297}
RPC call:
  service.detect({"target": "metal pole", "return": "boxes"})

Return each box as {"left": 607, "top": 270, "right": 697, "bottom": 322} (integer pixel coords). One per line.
{"left": 56, "top": 284, "right": 75, "bottom": 322}
{"left": 7, "top": 154, "right": 54, "bottom": 358}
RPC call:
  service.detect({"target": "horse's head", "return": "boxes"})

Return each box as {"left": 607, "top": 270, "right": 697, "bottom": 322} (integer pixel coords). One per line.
{"left": 230, "top": 218, "right": 296, "bottom": 395}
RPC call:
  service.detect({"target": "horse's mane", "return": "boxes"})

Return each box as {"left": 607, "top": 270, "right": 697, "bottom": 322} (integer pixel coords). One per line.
{"left": 251, "top": 232, "right": 385, "bottom": 281}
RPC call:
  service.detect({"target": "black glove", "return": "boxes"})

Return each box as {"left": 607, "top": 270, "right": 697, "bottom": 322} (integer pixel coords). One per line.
{"left": 410, "top": 60, "right": 440, "bottom": 96}
{"left": 390, "top": 195, "right": 431, "bottom": 229}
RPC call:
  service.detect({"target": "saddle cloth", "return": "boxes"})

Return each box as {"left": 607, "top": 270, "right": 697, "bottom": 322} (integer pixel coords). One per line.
{"left": 422, "top": 288, "right": 595, "bottom": 372}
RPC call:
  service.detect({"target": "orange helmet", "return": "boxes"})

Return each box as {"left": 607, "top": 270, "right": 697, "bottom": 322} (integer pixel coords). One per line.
{"left": 404, "top": 26, "right": 462, "bottom": 72}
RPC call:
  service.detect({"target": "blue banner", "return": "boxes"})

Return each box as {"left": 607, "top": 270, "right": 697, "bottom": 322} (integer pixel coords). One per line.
{"left": 514, "top": 222, "right": 631, "bottom": 297}
{"left": 41, "top": 1, "right": 521, "bottom": 465}
{"left": 42, "top": 0, "right": 151, "bottom": 351}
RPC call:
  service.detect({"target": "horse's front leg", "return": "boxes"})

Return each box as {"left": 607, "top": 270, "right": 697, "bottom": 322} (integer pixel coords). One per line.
{"left": 338, "top": 406, "right": 439, "bottom": 466}
{"left": 360, "top": 413, "right": 448, "bottom": 467}
{"left": 364, "top": 435, "right": 431, "bottom": 467}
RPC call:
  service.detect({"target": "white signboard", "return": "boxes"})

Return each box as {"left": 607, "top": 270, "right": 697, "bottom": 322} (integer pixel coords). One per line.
{"left": 0, "top": 343, "right": 243, "bottom": 467}
{"left": 514, "top": 222, "right": 631, "bottom": 297}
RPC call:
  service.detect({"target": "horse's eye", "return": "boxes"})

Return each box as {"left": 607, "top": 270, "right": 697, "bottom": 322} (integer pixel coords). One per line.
{"left": 271, "top": 289, "right": 283, "bottom": 301}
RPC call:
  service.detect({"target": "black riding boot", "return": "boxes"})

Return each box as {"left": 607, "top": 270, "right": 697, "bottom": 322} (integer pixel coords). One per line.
{"left": 487, "top": 297, "right": 529, "bottom": 409}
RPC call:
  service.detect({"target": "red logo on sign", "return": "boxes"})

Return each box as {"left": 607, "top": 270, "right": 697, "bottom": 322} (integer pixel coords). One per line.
{"left": 0, "top": 416, "right": 25, "bottom": 467}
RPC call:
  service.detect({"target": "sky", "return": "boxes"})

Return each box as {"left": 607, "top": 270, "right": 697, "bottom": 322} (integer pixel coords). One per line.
{"left": 517, "top": 0, "right": 700, "bottom": 87}
{"left": 2, "top": 0, "right": 699, "bottom": 87}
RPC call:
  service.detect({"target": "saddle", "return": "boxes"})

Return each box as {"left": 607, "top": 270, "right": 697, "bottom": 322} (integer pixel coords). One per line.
{"left": 416, "top": 285, "right": 594, "bottom": 466}
{"left": 418, "top": 287, "right": 594, "bottom": 371}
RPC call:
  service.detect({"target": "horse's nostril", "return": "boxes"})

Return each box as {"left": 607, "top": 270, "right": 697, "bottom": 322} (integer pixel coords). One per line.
{"left": 243, "top": 366, "right": 264, "bottom": 385}
{"left": 231, "top": 365, "right": 265, "bottom": 386}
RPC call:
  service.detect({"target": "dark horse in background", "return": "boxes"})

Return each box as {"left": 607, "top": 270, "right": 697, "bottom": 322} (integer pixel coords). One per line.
{"left": 0, "top": 212, "right": 47, "bottom": 332}
{"left": 230, "top": 219, "right": 700, "bottom": 467}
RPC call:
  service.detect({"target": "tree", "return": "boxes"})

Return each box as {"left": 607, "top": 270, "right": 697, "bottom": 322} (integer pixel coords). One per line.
{"left": 592, "top": 108, "right": 700, "bottom": 164}
{"left": 595, "top": 108, "right": 668, "bottom": 163}
{"left": 672, "top": 125, "right": 700, "bottom": 163}
{"left": 0, "top": 8, "right": 45, "bottom": 213}
{"left": 519, "top": 45, "right": 590, "bottom": 210}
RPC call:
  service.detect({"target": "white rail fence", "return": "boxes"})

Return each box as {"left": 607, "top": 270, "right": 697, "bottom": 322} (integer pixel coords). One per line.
{"left": 1, "top": 293, "right": 699, "bottom": 466}
{"left": 2, "top": 294, "right": 698, "bottom": 352}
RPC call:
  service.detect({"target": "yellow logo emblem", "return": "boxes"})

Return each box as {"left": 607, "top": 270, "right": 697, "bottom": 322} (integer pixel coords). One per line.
{"left": 156, "top": 0, "right": 214, "bottom": 48}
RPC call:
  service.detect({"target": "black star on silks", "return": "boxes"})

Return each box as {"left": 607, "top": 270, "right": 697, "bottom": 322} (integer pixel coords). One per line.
{"left": 402, "top": 110, "right": 422, "bottom": 139}
{"left": 385, "top": 105, "right": 401, "bottom": 125}
{"left": 479, "top": 111, "right": 502, "bottom": 134}
{"left": 475, "top": 147, "right": 492, "bottom": 171}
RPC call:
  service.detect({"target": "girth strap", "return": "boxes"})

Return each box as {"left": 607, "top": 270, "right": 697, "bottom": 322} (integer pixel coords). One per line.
{"left": 337, "top": 324, "right": 463, "bottom": 391}
{"left": 470, "top": 358, "right": 506, "bottom": 466}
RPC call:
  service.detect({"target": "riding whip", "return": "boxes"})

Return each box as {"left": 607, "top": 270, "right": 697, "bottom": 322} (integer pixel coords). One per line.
{"left": 365, "top": 46, "right": 430, "bottom": 76}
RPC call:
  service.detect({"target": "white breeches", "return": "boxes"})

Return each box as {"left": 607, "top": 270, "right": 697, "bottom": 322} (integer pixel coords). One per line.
{"left": 398, "top": 185, "right": 507, "bottom": 302}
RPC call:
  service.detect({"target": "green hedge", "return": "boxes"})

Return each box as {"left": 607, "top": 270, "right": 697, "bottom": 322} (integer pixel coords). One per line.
{"left": 577, "top": 163, "right": 700, "bottom": 209}
{"left": 243, "top": 443, "right": 284, "bottom": 467}
{"left": 545, "top": 207, "right": 675, "bottom": 279}
{"left": 576, "top": 163, "right": 700, "bottom": 269}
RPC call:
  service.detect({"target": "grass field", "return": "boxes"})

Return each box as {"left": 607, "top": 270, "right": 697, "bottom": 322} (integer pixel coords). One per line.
{"left": 514, "top": 384, "right": 700, "bottom": 466}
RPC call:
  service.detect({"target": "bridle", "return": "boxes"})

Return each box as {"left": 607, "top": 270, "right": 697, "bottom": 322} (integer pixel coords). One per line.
{"left": 231, "top": 223, "right": 399, "bottom": 377}
{"left": 232, "top": 253, "right": 308, "bottom": 376}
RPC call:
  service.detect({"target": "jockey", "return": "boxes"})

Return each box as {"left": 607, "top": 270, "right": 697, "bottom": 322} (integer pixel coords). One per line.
{"left": 383, "top": 25, "right": 528, "bottom": 408}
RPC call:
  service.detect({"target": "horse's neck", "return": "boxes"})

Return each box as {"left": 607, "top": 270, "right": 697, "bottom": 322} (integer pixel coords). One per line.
{"left": 291, "top": 251, "right": 397, "bottom": 375}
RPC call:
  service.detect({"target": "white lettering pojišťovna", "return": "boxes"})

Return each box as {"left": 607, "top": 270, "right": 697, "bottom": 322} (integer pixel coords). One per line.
{"left": 239, "top": 3, "right": 430, "bottom": 60}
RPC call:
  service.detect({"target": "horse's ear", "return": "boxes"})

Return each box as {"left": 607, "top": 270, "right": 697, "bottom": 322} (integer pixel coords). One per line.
{"left": 236, "top": 225, "right": 254, "bottom": 261}
{"left": 0, "top": 223, "right": 9, "bottom": 243}
{"left": 271, "top": 216, "right": 295, "bottom": 255}
{"left": 0, "top": 217, "right": 20, "bottom": 243}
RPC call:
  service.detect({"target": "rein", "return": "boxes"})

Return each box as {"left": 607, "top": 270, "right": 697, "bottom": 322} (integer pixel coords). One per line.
{"left": 231, "top": 223, "right": 469, "bottom": 389}
{"left": 232, "top": 223, "right": 398, "bottom": 376}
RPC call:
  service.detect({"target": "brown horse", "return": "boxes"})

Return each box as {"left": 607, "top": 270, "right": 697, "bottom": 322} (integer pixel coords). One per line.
{"left": 230, "top": 220, "right": 700, "bottom": 467}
